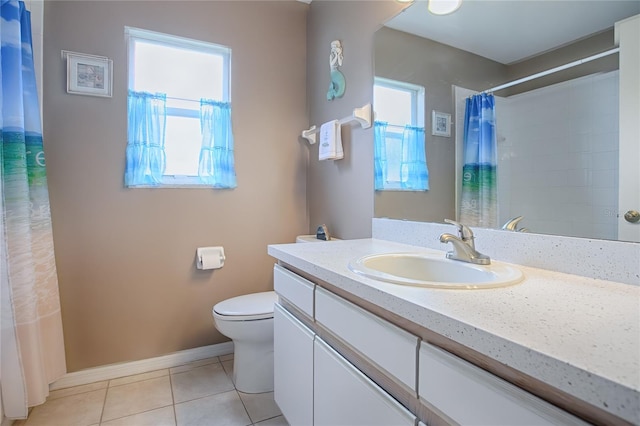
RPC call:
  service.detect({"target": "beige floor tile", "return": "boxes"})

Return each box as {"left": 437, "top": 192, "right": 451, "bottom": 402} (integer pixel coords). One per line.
{"left": 171, "top": 363, "right": 234, "bottom": 404}
{"left": 169, "top": 357, "right": 220, "bottom": 375}
{"left": 101, "top": 406, "right": 176, "bottom": 426}
{"left": 254, "top": 416, "right": 289, "bottom": 426}
{"left": 219, "top": 353, "right": 234, "bottom": 362}
{"left": 238, "top": 391, "right": 281, "bottom": 423}
{"left": 174, "top": 390, "right": 251, "bottom": 426}
{"left": 221, "top": 360, "right": 234, "bottom": 379}
{"left": 109, "top": 369, "right": 168, "bottom": 387}
{"left": 48, "top": 381, "right": 108, "bottom": 400}
{"left": 24, "top": 389, "right": 105, "bottom": 426}
{"left": 102, "top": 376, "right": 173, "bottom": 422}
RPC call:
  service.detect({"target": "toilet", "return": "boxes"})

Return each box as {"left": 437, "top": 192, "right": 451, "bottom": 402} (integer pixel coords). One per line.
{"left": 212, "top": 232, "right": 338, "bottom": 393}
{"left": 213, "top": 291, "right": 278, "bottom": 393}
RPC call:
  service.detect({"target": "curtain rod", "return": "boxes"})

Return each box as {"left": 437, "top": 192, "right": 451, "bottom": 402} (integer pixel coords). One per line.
{"left": 483, "top": 48, "right": 620, "bottom": 94}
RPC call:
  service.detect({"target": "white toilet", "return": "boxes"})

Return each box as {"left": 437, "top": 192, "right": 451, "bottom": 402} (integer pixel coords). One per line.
{"left": 212, "top": 231, "right": 338, "bottom": 393}
{"left": 213, "top": 291, "right": 278, "bottom": 393}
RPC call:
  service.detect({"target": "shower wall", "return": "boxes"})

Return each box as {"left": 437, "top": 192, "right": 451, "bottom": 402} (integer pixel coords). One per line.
{"left": 497, "top": 71, "right": 619, "bottom": 239}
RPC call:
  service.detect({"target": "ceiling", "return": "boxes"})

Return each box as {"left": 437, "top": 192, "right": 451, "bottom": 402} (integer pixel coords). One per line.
{"left": 384, "top": 0, "right": 640, "bottom": 64}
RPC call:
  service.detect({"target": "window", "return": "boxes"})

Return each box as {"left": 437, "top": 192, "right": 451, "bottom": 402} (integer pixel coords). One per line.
{"left": 125, "top": 27, "right": 235, "bottom": 187}
{"left": 373, "top": 77, "right": 428, "bottom": 191}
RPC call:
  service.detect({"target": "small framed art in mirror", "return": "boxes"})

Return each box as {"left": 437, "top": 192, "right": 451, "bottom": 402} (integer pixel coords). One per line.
{"left": 432, "top": 111, "right": 451, "bottom": 137}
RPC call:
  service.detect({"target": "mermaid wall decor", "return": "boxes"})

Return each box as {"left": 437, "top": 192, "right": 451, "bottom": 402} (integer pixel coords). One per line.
{"left": 327, "top": 40, "right": 346, "bottom": 101}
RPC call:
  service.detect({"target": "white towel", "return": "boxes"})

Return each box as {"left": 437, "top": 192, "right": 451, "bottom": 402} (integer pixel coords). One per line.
{"left": 319, "top": 120, "right": 343, "bottom": 161}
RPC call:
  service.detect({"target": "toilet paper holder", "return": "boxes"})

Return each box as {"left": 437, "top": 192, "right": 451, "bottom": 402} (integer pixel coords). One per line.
{"left": 196, "top": 246, "right": 226, "bottom": 270}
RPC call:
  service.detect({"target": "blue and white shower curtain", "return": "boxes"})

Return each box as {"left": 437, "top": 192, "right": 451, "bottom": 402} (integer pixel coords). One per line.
{"left": 1, "top": 0, "right": 66, "bottom": 417}
{"left": 460, "top": 93, "right": 498, "bottom": 227}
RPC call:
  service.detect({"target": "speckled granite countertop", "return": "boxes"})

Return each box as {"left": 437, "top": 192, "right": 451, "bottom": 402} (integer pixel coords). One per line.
{"left": 268, "top": 238, "right": 640, "bottom": 425}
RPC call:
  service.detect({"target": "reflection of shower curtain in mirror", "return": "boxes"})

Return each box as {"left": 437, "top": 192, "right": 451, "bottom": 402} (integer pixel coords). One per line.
{"left": 460, "top": 94, "right": 497, "bottom": 227}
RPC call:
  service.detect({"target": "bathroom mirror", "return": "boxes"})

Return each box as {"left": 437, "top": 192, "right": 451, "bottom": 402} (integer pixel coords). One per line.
{"left": 373, "top": 1, "right": 640, "bottom": 242}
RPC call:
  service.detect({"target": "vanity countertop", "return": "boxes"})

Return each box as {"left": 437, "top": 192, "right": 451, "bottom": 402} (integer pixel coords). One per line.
{"left": 268, "top": 238, "right": 640, "bottom": 425}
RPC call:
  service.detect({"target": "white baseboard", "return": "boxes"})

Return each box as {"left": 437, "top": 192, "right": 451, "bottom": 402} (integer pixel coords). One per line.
{"left": 50, "top": 342, "right": 234, "bottom": 391}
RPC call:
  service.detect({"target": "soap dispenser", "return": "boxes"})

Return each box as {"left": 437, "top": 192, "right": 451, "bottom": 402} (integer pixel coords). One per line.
{"left": 316, "top": 224, "right": 330, "bottom": 241}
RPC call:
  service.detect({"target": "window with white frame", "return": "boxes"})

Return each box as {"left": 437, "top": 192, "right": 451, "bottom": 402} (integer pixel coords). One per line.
{"left": 125, "top": 27, "right": 234, "bottom": 187}
{"left": 374, "top": 77, "right": 426, "bottom": 190}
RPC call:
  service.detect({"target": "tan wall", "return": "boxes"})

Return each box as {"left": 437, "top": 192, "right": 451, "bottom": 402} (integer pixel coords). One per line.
{"left": 43, "top": 1, "right": 309, "bottom": 372}
{"left": 504, "top": 29, "right": 618, "bottom": 96}
{"left": 373, "top": 27, "right": 508, "bottom": 223}
{"left": 306, "top": 1, "right": 404, "bottom": 239}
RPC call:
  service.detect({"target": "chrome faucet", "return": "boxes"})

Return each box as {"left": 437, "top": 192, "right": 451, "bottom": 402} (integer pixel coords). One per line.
{"left": 439, "top": 219, "right": 491, "bottom": 265}
{"left": 501, "top": 216, "right": 529, "bottom": 232}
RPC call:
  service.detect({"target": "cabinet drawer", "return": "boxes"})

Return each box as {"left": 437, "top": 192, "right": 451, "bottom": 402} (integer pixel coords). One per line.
{"left": 419, "top": 342, "right": 587, "bottom": 425}
{"left": 274, "top": 264, "right": 314, "bottom": 317}
{"left": 314, "top": 337, "right": 416, "bottom": 426}
{"left": 315, "top": 287, "right": 418, "bottom": 392}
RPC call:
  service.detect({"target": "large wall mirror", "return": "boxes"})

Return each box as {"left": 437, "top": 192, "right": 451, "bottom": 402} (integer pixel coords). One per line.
{"left": 374, "top": 1, "right": 639, "bottom": 242}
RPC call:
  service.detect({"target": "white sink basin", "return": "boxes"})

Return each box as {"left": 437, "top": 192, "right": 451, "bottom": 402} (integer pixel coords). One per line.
{"left": 348, "top": 253, "right": 523, "bottom": 289}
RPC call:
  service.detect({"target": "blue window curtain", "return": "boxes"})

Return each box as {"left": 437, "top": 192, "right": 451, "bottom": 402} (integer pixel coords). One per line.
{"left": 199, "top": 99, "right": 237, "bottom": 188}
{"left": 374, "top": 122, "right": 429, "bottom": 191}
{"left": 460, "top": 93, "right": 498, "bottom": 228}
{"left": 373, "top": 121, "right": 388, "bottom": 190}
{"left": 125, "top": 91, "right": 167, "bottom": 187}
{"left": 400, "top": 126, "right": 429, "bottom": 190}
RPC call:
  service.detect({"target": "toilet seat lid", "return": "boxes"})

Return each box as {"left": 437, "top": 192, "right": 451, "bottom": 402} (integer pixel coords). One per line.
{"left": 213, "top": 291, "right": 277, "bottom": 321}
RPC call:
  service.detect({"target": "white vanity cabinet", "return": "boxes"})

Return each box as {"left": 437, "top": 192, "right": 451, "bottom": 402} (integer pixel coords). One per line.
{"left": 273, "top": 263, "right": 587, "bottom": 426}
{"left": 273, "top": 264, "right": 417, "bottom": 426}
{"left": 419, "top": 342, "right": 587, "bottom": 425}
{"left": 314, "top": 337, "right": 416, "bottom": 426}
{"left": 267, "top": 236, "right": 636, "bottom": 425}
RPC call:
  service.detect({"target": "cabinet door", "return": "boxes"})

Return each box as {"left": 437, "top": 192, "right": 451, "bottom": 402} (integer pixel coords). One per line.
{"left": 314, "top": 337, "right": 416, "bottom": 426}
{"left": 274, "top": 303, "right": 314, "bottom": 426}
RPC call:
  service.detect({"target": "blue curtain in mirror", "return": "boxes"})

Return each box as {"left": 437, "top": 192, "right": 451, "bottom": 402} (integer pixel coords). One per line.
{"left": 125, "top": 91, "right": 167, "bottom": 186}
{"left": 460, "top": 93, "right": 497, "bottom": 227}
{"left": 400, "top": 125, "right": 429, "bottom": 190}
{"left": 198, "top": 100, "right": 237, "bottom": 188}
{"left": 374, "top": 121, "right": 388, "bottom": 190}
{"left": 374, "top": 122, "right": 428, "bottom": 191}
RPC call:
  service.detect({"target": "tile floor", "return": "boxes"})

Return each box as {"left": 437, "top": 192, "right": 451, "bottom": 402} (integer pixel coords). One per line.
{"left": 14, "top": 354, "right": 288, "bottom": 426}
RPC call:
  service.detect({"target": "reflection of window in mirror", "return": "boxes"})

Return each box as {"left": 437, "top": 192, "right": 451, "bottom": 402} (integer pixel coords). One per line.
{"left": 374, "top": 77, "right": 427, "bottom": 190}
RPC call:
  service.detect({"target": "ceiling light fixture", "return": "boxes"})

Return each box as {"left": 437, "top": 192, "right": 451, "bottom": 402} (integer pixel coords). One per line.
{"left": 428, "top": 0, "right": 462, "bottom": 15}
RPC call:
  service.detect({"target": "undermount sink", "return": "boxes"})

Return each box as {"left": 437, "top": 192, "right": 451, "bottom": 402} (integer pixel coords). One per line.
{"left": 348, "top": 253, "right": 523, "bottom": 289}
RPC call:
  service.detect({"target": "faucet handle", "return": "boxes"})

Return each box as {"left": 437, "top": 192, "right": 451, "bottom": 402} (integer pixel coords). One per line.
{"left": 501, "top": 215, "right": 524, "bottom": 231}
{"left": 444, "top": 219, "right": 474, "bottom": 241}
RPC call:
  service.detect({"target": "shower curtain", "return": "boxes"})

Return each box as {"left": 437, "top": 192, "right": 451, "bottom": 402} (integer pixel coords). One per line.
{"left": 460, "top": 93, "right": 498, "bottom": 228}
{"left": 1, "top": 0, "right": 66, "bottom": 418}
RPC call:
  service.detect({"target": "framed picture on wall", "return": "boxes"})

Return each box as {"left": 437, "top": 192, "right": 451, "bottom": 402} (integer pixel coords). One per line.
{"left": 64, "top": 51, "right": 113, "bottom": 97}
{"left": 432, "top": 111, "right": 451, "bottom": 137}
